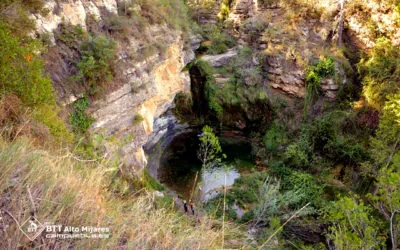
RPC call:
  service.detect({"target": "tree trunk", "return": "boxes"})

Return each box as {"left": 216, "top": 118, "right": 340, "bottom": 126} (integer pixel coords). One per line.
{"left": 390, "top": 213, "right": 398, "bottom": 249}
{"left": 338, "top": 0, "right": 345, "bottom": 47}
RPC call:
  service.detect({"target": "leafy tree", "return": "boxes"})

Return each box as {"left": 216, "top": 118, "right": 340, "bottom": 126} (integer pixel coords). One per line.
{"left": 309, "top": 115, "right": 337, "bottom": 150}
{"left": 324, "top": 195, "right": 386, "bottom": 249}
{"left": 197, "top": 125, "right": 225, "bottom": 169}
{"left": 365, "top": 91, "right": 400, "bottom": 175}
{"left": 357, "top": 38, "right": 400, "bottom": 110}
{"left": 368, "top": 154, "right": 400, "bottom": 249}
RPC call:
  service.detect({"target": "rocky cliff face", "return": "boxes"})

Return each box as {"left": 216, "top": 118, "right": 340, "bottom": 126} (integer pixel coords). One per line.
{"left": 229, "top": 0, "right": 258, "bottom": 26}
{"left": 210, "top": 1, "right": 345, "bottom": 100}
{"left": 33, "top": 0, "right": 198, "bottom": 172}
{"left": 33, "top": 0, "right": 118, "bottom": 43}
{"left": 91, "top": 41, "right": 193, "bottom": 171}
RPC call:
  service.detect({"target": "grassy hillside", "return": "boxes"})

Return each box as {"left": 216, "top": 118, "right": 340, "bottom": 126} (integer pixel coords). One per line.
{"left": 0, "top": 137, "right": 240, "bottom": 249}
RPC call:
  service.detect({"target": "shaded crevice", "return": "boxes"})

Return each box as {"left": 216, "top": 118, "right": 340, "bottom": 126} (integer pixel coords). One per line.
{"left": 189, "top": 64, "right": 208, "bottom": 117}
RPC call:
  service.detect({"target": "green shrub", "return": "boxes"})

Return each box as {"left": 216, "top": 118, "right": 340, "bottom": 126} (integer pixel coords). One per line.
{"left": 0, "top": 22, "right": 55, "bottom": 107}
{"left": 55, "top": 23, "right": 86, "bottom": 49}
{"left": 325, "top": 139, "right": 369, "bottom": 164}
{"left": 263, "top": 122, "right": 286, "bottom": 153}
{"left": 314, "top": 57, "right": 335, "bottom": 77}
{"left": 367, "top": 91, "right": 400, "bottom": 170}
{"left": 304, "top": 57, "right": 335, "bottom": 116}
{"left": 269, "top": 160, "right": 292, "bottom": 178}
{"left": 70, "top": 97, "right": 94, "bottom": 134}
{"left": 241, "top": 16, "right": 269, "bottom": 43}
{"left": 284, "top": 134, "right": 313, "bottom": 169}
{"left": 133, "top": 114, "right": 144, "bottom": 125}
{"left": 324, "top": 196, "right": 386, "bottom": 249}
{"left": 33, "top": 104, "right": 73, "bottom": 142}
{"left": 0, "top": 0, "right": 37, "bottom": 37}
{"left": 116, "top": 0, "right": 190, "bottom": 34}
{"left": 205, "top": 81, "right": 223, "bottom": 118}
{"left": 309, "top": 115, "right": 337, "bottom": 150}
{"left": 75, "top": 36, "right": 117, "bottom": 95}
{"left": 200, "top": 24, "right": 236, "bottom": 55}
{"left": 142, "top": 169, "right": 166, "bottom": 191}
{"left": 281, "top": 171, "right": 324, "bottom": 208}
{"left": 0, "top": 21, "right": 72, "bottom": 142}
{"left": 230, "top": 187, "right": 258, "bottom": 205}
{"left": 218, "top": 0, "right": 231, "bottom": 20}
{"left": 195, "top": 60, "right": 224, "bottom": 118}
{"left": 223, "top": 47, "right": 263, "bottom": 87}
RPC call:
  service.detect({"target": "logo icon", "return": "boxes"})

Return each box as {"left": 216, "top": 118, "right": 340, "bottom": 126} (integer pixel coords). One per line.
{"left": 19, "top": 216, "right": 45, "bottom": 241}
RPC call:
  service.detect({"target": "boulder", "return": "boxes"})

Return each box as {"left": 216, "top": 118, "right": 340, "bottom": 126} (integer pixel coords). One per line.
{"left": 201, "top": 49, "right": 238, "bottom": 67}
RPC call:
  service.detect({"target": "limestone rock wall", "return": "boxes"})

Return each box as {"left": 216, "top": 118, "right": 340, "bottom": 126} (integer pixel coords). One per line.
{"left": 33, "top": 0, "right": 197, "bottom": 172}
{"left": 229, "top": 0, "right": 258, "bottom": 25}
{"left": 33, "top": 0, "right": 118, "bottom": 44}
{"left": 230, "top": 3, "right": 343, "bottom": 100}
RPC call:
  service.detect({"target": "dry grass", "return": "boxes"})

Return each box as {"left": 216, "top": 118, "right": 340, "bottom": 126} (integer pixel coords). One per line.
{"left": 0, "top": 137, "right": 240, "bottom": 249}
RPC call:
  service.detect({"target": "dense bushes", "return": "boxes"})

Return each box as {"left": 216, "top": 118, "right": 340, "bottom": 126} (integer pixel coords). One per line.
{"left": 75, "top": 36, "right": 117, "bottom": 96}
{"left": 113, "top": 0, "right": 190, "bottom": 40}
{"left": 304, "top": 57, "right": 335, "bottom": 108}
{"left": 324, "top": 195, "right": 386, "bottom": 249}
{"left": 217, "top": 47, "right": 267, "bottom": 122}
{"left": 55, "top": 23, "right": 87, "bottom": 49}
{"left": 187, "top": 0, "right": 216, "bottom": 22}
{"left": 283, "top": 113, "right": 369, "bottom": 168}
{"left": 199, "top": 24, "right": 236, "bottom": 54}
{"left": 205, "top": 169, "right": 323, "bottom": 224}
{"left": 218, "top": 0, "right": 233, "bottom": 20}
{"left": 357, "top": 38, "right": 400, "bottom": 110}
{"left": 0, "top": 22, "right": 72, "bottom": 142}
{"left": 54, "top": 24, "right": 118, "bottom": 97}
{"left": 0, "top": 0, "right": 40, "bottom": 37}
{"left": 263, "top": 122, "right": 286, "bottom": 153}
{"left": 284, "top": 133, "right": 314, "bottom": 168}
{"left": 0, "top": 22, "right": 55, "bottom": 107}
{"left": 241, "top": 16, "right": 269, "bottom": 43}
{"left": 33, "top": 104, "right": 73, "bottom": 142}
